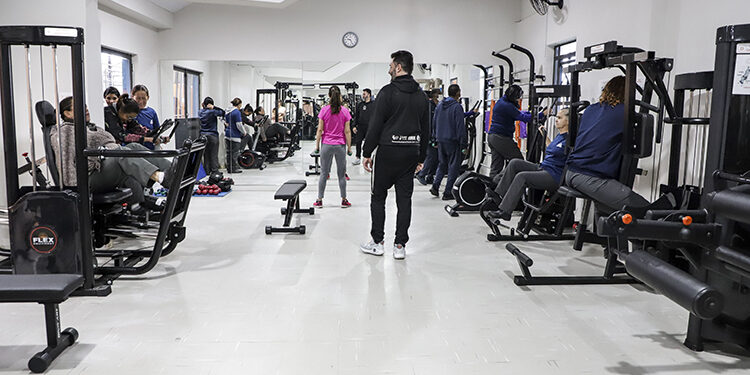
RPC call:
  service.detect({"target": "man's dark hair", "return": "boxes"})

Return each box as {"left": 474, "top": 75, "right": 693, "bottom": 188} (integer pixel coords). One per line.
{"left": 363, "top": 88, "right": 372, "bottom": 95}
{"left": 103, "top": 86, "right": 120, "bottom": 99}
{"left": 429, "top": 88, "right": 441, "bottom": 99}
{"left": 390, "top": 50, "right": 414, "bottom": 74}
{"left": 202, "top": 96, "right": 214, "bottom": 108}
{"left": 448, "top": 84, "right": 461, "bottom": 98}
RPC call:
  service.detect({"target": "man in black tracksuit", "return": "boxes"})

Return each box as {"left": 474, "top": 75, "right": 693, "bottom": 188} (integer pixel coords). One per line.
{"left": 360, "top": 50, "right": 430, "bottom": 260}
{"left": 352, "top": 88, "right": 375, "bottom": 165}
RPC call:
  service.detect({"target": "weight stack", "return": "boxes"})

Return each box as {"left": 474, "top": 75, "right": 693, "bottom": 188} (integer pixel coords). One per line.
{"left": 9, "top": 190, "right": 82, "bottom": 274}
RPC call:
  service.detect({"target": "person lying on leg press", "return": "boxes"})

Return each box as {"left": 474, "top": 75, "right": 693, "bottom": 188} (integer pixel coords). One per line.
{"left": 486, "top": 108, "right": 570, "bottom": 220}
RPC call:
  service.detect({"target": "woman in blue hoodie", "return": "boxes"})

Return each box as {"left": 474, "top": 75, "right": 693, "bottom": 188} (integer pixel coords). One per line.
{"left": 224, "top": 98, "right": 245, "bottom": 173}
{"left": 198, "top": 97, "right": 225, "bottom": 174}
{"left": 564, "top": 76, "right": 652, "bottom": 213}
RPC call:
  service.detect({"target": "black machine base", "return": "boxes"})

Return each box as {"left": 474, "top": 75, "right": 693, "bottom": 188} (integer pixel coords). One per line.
{"left": 306, "top": 152, "right": 321, "bottom": 176}
{"left": 505, "top": 243, "right": 639, "bottom": 286}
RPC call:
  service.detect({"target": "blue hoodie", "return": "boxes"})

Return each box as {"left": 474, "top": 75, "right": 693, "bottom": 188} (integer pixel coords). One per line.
{"left": 224, "top": 108, "right": 244, "bottom": 140}
{"left": 540, "top": 133, "right": 567, "bottom": 183}
{"left": 433, "top": 97, "right": 469, "bottom": 148}
{"left": 566, "top": 102, "right": 625, "bottom": 179}
{"left": 199, "top": 107, "right": 225, "bottom": 135}
{"left": 489, "top": 96, "right": 533, "bottom": 137}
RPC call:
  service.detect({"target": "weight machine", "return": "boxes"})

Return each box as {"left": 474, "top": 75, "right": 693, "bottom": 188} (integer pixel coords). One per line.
{"left": 0, "top": 26, "right": 205, "bottom": 294}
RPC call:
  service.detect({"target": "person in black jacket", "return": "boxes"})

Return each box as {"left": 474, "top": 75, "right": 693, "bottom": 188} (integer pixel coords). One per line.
{"left": 352, "top": 88, "right": 375, "bottom": 165}
{"left": 198, "top": 97, "right": 225, "bottom": 174}
{"left": 103, "top": 86, "right": 120, "bottom": 127}
{"left": 360, "top": 50, "right": 429, "bottom": 260}
{"left": 415, "top": 88, "right": 441, "bottom": 185}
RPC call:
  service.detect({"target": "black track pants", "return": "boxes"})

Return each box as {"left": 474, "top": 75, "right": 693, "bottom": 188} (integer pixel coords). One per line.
{"left": 370, "top": 146, "right": 419, "bottom": 245}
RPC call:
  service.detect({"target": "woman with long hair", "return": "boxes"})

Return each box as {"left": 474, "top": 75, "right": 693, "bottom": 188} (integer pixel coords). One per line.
{"left": 314, "top": 85, "right": 352, "bottom": 208}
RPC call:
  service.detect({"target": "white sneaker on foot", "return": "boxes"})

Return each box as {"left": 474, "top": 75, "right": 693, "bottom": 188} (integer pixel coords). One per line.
{"left": 360, "top": 239, "right": 384, "bottom": 256}
{"left": 352, "top": 158, "right": 361, "bottom": 165}
{"left": 393, "top": 244, "right": 406, "bottom": 260}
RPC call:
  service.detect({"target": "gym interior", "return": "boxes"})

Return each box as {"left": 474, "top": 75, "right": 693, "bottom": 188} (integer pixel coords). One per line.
{"left": 1, "top": 0, "right": 750, "bottom": 374}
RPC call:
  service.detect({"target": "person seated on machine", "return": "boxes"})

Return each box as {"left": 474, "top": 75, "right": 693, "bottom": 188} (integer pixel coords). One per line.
{"left": 52, "top": 96, "right": 178, "bottom": 209}
{"left": 239, "top": 103, "right": 255, "bottom": 151}
{"left": 564, "top": 76, "right": 674, "bottom": 215}
{"left": 486, "top": 108, "right": 570, "bottom": 220}
{"left": 258, "top": 107, "right": 291, "bottom": 143}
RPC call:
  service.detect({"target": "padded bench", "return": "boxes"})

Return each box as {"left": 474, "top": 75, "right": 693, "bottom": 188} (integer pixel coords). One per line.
{"left": 306, "top": 152, "right": 321, "bottom": 176}
{"left": 266, "top": 180, "right": 314, "bottom": 235}
{"left": 556, "top": 185, "right": 608, "bottom": 250}
{"left": 0, "top": 274, "right": 83, "bottom": 373}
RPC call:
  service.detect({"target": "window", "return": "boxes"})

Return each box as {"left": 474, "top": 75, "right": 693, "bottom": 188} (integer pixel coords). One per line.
{"left": 552, "top": 40, "right": 576, "bottom": 86}
{"left": 173, "top": 66, "right": 201, "bottom": 118}
{"left": 101, "top": 47, "right": 133, "bottom": 95}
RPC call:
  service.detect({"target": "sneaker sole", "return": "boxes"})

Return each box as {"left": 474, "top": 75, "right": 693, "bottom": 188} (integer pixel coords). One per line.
{"left": 360, "top": 247, "right": 384, "bottom": 256}
{"left": 393, "top": 253, "right": 405, "bottom": 260}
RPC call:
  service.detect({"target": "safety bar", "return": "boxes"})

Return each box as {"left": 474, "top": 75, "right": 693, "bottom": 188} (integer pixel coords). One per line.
{"left": 714, "top": 171, "right": 750, "bottom": 185}
{"left": 715, "top": 246, "right": 750, "bottom": 275}
{"left": 506, "top": 243, "right": 533, "bottom": 267}
{"left": 84, "top": 149, "right": 186, "bottom": 158}
{"left": 623, "top": 250, "right": 724, "bottom": 320}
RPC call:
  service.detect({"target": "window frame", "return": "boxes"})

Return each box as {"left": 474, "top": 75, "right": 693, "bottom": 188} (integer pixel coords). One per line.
{"left": 173, "top": 65, "right": 202, "bottom": 118}
{"left": 101, "top": 46, "right": 134, "bottom": 94}
{"left": 552, "top": 40, "right": 576, "bottom": 87}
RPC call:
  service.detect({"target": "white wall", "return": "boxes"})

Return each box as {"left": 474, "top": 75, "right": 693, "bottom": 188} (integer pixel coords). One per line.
{"left": 512, "top": 0, "right": 749, "bottom": 200}
{"left": 158, "top": 0, "right": 519, "bottom": 65}
{"left": 99, "top": 9, "right": 161, "bottom": 113}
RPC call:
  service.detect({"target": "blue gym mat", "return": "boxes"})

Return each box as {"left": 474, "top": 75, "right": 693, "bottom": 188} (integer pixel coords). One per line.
{"left": 193, "top": 191, "right": 230, "bottom": 198}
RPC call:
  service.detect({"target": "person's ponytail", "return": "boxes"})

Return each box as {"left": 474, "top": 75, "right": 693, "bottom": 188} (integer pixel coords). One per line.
{"left": 329, "top": 85, "right": 342, "bottom": 114}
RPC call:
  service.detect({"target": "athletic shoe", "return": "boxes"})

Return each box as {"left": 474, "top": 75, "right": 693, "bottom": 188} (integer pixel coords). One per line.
{"left": 352, "top": 158, "right": 361, "bottom": 165}
{"left": 360, "top": 240, "right": 385, "bottom": 256}
{"left": 393, "top": 244, "right": 406, "bottom": 260}
{"left": 415, "top": 174, "right": 428, "bottom": 186}
{"left": 313, "top": 199, "right": 323, "bottom": 208}
{"left": 345, "top": 174, "right": 351, "bottom": 181}
{"left": 429, "top": 187, "right": 439, "bottom": 197}
{"left": 441, "top": 192, "right": 454, "bottom": 201}
{"left": 341, "top": 198, "right": 351, "bottom": 208}
{"left": 488, "top": 210, "right": 511, "bottom": 221}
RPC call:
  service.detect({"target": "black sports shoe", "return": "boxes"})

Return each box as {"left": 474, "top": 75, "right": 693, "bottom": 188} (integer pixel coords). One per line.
{"left": 429, "top": 187, "right": 439, "bottom": 197}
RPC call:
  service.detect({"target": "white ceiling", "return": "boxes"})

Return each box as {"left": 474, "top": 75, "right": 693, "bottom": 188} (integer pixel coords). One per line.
{"left": 150, "top": 0, "right": 292, "bottom": 12}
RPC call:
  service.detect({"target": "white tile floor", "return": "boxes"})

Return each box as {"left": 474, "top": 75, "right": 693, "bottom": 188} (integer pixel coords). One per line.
{"left": 2, "top": 141, "right": 750, "bottom": 374}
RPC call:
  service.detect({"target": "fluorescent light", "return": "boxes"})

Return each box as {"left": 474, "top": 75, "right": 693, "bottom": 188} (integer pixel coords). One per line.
{"left": 44, "top": 27, "right": 77, "bottom": 37}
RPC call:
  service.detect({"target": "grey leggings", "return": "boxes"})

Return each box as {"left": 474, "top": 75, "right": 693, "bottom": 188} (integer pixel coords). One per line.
{"left": 565, "top": 171, "right": 649, "bottom": 214}
{"left": 494, "top": 159, "right": 559, "bottom": 215}
{"left": 318, "top": 143, "right": 347, "bottom": 199}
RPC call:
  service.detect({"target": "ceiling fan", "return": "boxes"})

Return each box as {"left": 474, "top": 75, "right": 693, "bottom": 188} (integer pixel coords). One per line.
{"left": 529, "top": 0, "right": 564, "bottom": 16}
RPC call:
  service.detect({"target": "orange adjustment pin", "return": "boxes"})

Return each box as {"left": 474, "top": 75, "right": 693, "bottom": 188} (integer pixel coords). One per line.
{"left": 682, "top": 216, "right": 693, "bottom": 226}
{"left": 622, "top": 214, "right": 633, "bottom": 225}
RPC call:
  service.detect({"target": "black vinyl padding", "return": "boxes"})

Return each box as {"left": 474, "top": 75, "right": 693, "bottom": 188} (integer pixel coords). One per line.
{"left": 91, "top": 188, "right": 133, "bottom": 205}
{"left": 0, "top": 274, "right": 83, "bottom": 303}
{"left": 275, "top": 180, "right": 307, "bottom": 200}
{"left": 558, "top": 186, "right": 586, "bottom": 199}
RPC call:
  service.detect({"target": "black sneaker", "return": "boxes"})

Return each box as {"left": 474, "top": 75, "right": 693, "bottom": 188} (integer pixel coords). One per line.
{"left": 488, "top": 210, "right": 511, "bottom": 221}
{"left": 441, "top": 192, "right": 454, "bottom": 201}
{"left": 429, "top": 187, "right": 439, "bottom": 197}
{"left": 416, "top": 174, "right": 428, "bottom": 186}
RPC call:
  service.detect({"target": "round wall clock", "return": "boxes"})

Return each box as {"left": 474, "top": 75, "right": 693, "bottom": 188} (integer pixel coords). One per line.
{"left": 342, "top": 32, "right": 358, "bottom": 48}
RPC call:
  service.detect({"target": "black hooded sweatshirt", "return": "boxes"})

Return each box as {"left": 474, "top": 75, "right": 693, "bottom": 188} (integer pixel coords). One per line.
{"left": 363, "top": 75, "right": 430, "bottom": 162}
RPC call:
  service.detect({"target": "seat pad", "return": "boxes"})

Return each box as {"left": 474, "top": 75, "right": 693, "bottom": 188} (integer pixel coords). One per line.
{"left": 557, "top": 186, "right": 587, "bottom": 199}
{"left": 92, "top": 188, "right": 132, "bottom": 205}
{"left": 275, "top": 180, "right": 307, "bottom": 200}
{"left": 0, "top": 274, "right": 83, "bottom": 303}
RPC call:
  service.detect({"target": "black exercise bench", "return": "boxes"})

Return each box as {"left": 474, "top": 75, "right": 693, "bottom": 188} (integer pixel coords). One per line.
{"left": 306, "top": 152, "right": 321, "bottom": 176}
{"left": 0, "top": 274, "right": 83, "bottom": 373}
{"left": 266, "top": 180, "right": 314, "bottom": 235}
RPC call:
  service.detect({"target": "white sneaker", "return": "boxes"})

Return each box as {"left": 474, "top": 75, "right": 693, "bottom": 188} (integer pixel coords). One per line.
{"left": 352, "top": 158, "right": 361, "bottom": 165}
{"left": 393, "top": 244, "right": 406, "bottom": 260}
{"left": 360, "top": 240, "right": 384, "bottom": 256}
